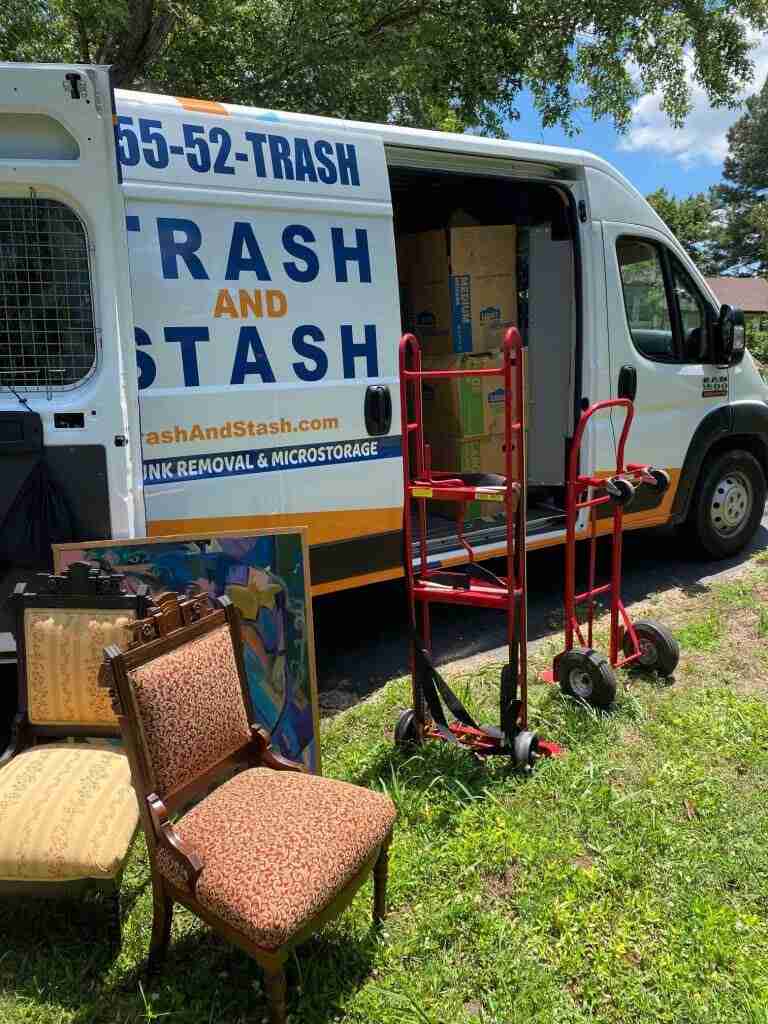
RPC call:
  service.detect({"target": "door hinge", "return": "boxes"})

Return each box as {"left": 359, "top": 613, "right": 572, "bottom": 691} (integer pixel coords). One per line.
{"left": 64, "top": 73, "right": 84, "bottom": 101}
{"left": 114, "top": 434, "right": 128, "bottom": 447}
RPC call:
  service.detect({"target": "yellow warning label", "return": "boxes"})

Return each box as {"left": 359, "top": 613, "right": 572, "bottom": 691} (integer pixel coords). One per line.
{"left": 412, "top": 487, "right": 433, "bottom": 498}
{"left": 476, "top": 489, "right": 505, "bottom": 502}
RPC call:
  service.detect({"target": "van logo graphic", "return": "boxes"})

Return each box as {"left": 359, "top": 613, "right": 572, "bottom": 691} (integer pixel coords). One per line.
{"left": 416, "top": 310, "right": 436, "bottom": 326}
{"left": 480, "top": 306, "right": 501, "bottom": 322}
{"left": 488, "top": 387, "right": 505, "bottom": 404}
{"left": 702, "top": 374, "right": 728, "bottom": 398}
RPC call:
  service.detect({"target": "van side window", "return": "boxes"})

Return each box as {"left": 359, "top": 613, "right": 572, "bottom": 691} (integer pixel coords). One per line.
{"left": 616, "top": 239, "right": 674, "bottom": 360}
{"left": 0, "top": 197, "right": 97, "bottom": 391}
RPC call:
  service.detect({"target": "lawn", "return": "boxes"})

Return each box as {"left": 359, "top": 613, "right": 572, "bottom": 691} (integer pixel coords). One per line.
{"left": 2, "top": 551, "right": 768, "bottom": 1023}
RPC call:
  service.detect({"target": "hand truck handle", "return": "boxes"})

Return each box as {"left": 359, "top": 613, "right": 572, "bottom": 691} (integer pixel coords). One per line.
{"left": 569, "top": 397, "right": 635, "bottom": 482}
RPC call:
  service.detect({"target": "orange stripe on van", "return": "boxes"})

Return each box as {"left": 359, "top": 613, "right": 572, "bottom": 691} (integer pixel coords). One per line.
{"left": 175, "top": 96, "right": 229, "bottom": 116}
{"left": 146, "top": 506, "right": 402, "bottom": 548}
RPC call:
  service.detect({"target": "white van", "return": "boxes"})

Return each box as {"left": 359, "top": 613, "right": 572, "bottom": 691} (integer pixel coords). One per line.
{"left": 1, "top": 63, "right": 766, "bottom": 598}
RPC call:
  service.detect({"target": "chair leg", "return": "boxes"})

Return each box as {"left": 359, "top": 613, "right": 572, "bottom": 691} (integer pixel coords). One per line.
{"left": 373, "top": 842, "right": 389, "bottom": 926}
{"left": 264, "top": 966, "right": 288, "bottom": 1024}
{"left": 147, "top": 876, "right": 173, "bottom": 975}
{"left": 107, "top": 888, "right": 122, "bottom": 952}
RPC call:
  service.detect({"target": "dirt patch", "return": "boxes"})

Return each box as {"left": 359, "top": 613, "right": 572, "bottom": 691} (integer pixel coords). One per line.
{"left": 484, "top": 860, "right": 521, "bottom": 902}
{"left": 571, "top": 854, "right": 595, "bottom": 870}
{"left": 463, "top": 1000, "right": 483, "bottom": 1018}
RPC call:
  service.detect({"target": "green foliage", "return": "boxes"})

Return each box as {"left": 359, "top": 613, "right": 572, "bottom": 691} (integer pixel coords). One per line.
{"left": 646, "top": 188, "right": 719, "bottom": 275}
{"left": 1, "top": 1, "right": 767, "bottom": 135}
{"left": 711, "top": 75, "right": 768, "bottom": 274}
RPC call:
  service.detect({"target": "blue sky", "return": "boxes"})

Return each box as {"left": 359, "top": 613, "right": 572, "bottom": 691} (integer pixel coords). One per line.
{"left": 505, "top": 34, "right": 768, "bottom": 200}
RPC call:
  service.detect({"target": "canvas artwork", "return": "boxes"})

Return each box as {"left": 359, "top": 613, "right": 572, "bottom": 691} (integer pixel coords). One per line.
{"left": 54, "top": 528, "right": 320, "bottom": 771}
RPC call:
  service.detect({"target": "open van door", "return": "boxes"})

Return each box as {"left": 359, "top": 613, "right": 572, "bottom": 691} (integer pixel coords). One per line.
{"left": 114, "top": 92, "right": 403, "bottom": 590}
{"left": 0, "top": 63, "right": 144, "bottom": 551}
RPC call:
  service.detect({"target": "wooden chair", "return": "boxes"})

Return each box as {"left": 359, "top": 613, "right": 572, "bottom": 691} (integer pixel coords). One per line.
{"left": 0, "top": 562, "right": 152, "bottom": 943}
{"left": 101, "top": 591, "right": 395, "bottom": 1024}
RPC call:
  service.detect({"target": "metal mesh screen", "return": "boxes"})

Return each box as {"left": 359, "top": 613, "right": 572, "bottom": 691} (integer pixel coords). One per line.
{"left": 0, "top": 197, "right": 97, "bottom": 390}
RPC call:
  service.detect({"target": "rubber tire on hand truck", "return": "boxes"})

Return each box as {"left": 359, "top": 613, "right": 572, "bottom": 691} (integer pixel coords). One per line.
{"left": 394, "top": 708, "right": 421, "bottom": 749}
{"left": 622, "top": 619, "right": 679, "bottom": 676}
{"left": 557, "top": 648, "right": 617, "bottom": 709}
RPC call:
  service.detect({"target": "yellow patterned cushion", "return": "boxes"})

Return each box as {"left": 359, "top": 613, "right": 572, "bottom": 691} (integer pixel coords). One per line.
{"left": 24, "top": 609, "right": 134, "bottom": 726}
{"left": 0, "top": 744, "right": 139, "bottom": 882}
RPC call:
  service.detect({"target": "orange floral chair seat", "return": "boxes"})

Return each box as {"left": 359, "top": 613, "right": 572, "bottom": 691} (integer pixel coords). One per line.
{"left": 156, "top": 766, "right": 396, "bottom": 950}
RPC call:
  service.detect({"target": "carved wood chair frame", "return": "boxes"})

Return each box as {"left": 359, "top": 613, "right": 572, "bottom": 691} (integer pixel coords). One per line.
{"left": 102, "top": 591, "right": 392, "bottom": 1024}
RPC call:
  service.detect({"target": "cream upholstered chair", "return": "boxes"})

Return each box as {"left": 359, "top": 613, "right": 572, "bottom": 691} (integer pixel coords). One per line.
{"left": 101, "top": 591, "right": 396, "bottom": 1024}
{"left": 0, "top": 562, "right": 151, "bottom": 943}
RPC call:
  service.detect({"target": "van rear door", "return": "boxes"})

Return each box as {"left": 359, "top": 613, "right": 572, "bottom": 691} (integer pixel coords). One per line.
{"left": 0, "top": 63, "right": 144, "bottom": 541}
{"left": 116, "top": 95, "right": 403, "bottom": 586}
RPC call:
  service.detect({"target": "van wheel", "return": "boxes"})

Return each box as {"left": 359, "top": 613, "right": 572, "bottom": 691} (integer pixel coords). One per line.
{"left": 686, "top": 449, "right": 766, "bottom": 559}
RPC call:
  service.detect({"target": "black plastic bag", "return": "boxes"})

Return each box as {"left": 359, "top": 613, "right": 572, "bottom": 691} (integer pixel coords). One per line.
{"left": 0, "top": 457, "right": 76, "bottom": 569}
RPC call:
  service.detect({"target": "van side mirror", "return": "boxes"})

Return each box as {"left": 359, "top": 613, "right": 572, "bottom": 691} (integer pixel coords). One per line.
{"left": 717, "top": 304, "right": 746, "bottom": 365}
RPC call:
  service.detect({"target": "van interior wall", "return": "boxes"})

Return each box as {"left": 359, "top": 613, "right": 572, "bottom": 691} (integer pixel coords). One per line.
{"left": 390, "top": 168, "right": 575, "bottom": 534}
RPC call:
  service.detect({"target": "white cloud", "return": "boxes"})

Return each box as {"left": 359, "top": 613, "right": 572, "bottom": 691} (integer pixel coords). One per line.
{"left": 619, "top": 32, "right": 768, "bottom": 166}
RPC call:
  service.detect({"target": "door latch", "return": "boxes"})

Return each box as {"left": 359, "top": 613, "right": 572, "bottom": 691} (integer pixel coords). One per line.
{"left": 364, "top": 385, "right": 392, "bottom": 436}
{"left": 114, "top": 434, "right": 128, "bottom": 447}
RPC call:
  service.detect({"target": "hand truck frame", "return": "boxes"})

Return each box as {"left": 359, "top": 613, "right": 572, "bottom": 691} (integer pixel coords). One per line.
{"left": 395, "top": 327, "right": 562, "bottom": 768}
{"left": 541, "top": 398, "right": 680, "bottom": 707}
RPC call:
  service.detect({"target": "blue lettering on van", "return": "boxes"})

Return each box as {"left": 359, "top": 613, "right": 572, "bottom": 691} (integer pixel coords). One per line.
{"left": 135, "top": 327, "right": 156, "bottom": 390}
{"left": 143, "top": 435, "right": 401, "bottom": 486}
{"left": 292, "top": 326, "right": 327, "bottom": 381}
{"left": 158, "top": 218, "right": 209, "bottom": 280}
{"left": 341, "top": 324, "right": 378, "bottom": 378}
{"left": 225, "top": 223, "right": 272, "bottom": 281}
{"left": 331, "top": 228, "right": 371, "bottom": 283}
{"left": 164, "top": 326, "right": 209, "bottom": 387}
{"left": 282, "top": 225, "right": 319, "bottom": 282}
{"left": 230, "top": 327, "right": 276, "bottom": 384}
{"left": 116, "top": 117, "right": 362, "bottom": 188}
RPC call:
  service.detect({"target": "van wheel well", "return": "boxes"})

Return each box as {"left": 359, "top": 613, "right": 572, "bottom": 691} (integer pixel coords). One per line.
{"left": 703, "top": 435, "right": 768, "bottom": 482}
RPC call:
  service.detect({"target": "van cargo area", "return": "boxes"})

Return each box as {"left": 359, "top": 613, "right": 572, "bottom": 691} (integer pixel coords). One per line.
{"left": 389, "top": 167, "right": 577, "bottom": 555}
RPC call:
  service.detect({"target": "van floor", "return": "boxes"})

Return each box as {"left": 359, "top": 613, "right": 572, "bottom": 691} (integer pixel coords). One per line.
{"left": 418, "top": 492, "right": 565, "bottom": 558}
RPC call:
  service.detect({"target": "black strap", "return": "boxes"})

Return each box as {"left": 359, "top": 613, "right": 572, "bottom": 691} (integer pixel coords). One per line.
{"left": 412, "top": 638, "right": 482, "bottom": 746}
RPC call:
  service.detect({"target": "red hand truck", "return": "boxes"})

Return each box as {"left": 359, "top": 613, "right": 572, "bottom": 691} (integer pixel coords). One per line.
{"left": 395, "top": 327, "right": 562, "bottom": 769}
{"left": 541, "top": 398, "right": 680, "bottom": 707}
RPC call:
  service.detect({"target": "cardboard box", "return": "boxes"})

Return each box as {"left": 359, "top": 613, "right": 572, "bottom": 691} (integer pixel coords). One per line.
{"left": 421, "top": 352, "right": 507, "bottom": 438}
{"left": 427, "top": 433, "right": 516, "bottom": 523}
{"left": 398, "top": 224, "right": 518, "bottom": 354}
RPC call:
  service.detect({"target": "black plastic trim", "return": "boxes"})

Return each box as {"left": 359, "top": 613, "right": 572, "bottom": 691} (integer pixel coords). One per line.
{"left": 670, "top": 401, "right": 768, "bottom": 523}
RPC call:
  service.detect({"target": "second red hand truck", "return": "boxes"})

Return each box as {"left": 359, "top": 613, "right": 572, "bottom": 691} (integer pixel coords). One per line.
{"left": 541, "top": 398, "right": 680, "bottom": 707}
{"left": 394, "top": 326, "right": 561, "bottom": 769}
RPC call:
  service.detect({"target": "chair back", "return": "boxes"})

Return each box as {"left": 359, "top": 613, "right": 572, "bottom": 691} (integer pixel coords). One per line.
{"left": 12, "top": 562, "right": 150, "bottom": 741}
{"left": 103, "top": 592, "right": 254, "bottom": 806}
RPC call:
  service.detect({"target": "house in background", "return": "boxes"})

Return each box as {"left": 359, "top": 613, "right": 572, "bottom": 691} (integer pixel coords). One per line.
{"left": 704, "top": 276, "right": 768, "bottom": 336}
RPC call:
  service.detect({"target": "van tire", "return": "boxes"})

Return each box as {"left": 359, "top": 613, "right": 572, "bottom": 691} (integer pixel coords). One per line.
{"left": 685, "top": 449, "right": 766, "bottom": 559}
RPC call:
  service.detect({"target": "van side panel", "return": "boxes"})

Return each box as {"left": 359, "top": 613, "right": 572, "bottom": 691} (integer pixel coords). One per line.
{"left": 115, "top": 97, "right": 403, "bottom": 549}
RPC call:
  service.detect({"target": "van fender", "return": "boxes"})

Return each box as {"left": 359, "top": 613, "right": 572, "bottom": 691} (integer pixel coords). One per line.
{"left": 670, "top": 401, "right": 768, "bottom": 523}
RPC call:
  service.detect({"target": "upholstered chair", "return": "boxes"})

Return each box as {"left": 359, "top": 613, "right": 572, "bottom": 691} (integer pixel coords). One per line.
{"left": 101, "top": 591, "right": 396, "bottom": 1024}
{"left": 0, "top": 562, "right": 151, "bottom": 942}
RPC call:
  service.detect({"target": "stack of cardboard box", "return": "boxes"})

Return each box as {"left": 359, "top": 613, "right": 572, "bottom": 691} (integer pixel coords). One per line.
{"left": 396, "top": 220, "right": 519, "bottom": 522}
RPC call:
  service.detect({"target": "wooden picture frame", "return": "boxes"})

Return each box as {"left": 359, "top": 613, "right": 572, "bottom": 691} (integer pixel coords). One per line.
{"left": 53, "top": 528, "right": 320, "bottom": 772}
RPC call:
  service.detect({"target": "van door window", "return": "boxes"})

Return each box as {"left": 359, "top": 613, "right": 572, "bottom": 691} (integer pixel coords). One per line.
{"left": 616, "top": 239, "right": 674, "bottom": 361}
{"left": 671, "top": 258, "right": 707, "bottom": 361}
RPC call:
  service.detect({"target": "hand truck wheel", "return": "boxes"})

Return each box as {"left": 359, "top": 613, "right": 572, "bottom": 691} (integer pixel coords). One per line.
{"left": 394, "top": 708, "right": 421, "bottom": 748}
{"left": 623, "top": 619, "right": 679, "bottom": 676}
{"left": 557, "top": 648, "right": 617, "bottom": 709}
{"left": 649, "top": 468, "right": 671, "bottom": 494}
{"left": 513, "top": 730, "right": 539, "bottom": 769}
{"left": 606, "top": 476, "right": 635, "bottom": 507}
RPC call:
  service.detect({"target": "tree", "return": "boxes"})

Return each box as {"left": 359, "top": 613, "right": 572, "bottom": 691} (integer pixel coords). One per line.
{"left": 646, "top": 188, "right": 719, "bottom": 274}
{"left": 1, "top": 1, "right": 767, "bottom": 137}
{"left": 712, "top": 75, "right": 768, "bottom": 274}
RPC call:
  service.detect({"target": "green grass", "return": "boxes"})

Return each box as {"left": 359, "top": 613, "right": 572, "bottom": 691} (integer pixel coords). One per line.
{"left": 2, "top": 560, "right": 768, "bottom": 1023}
